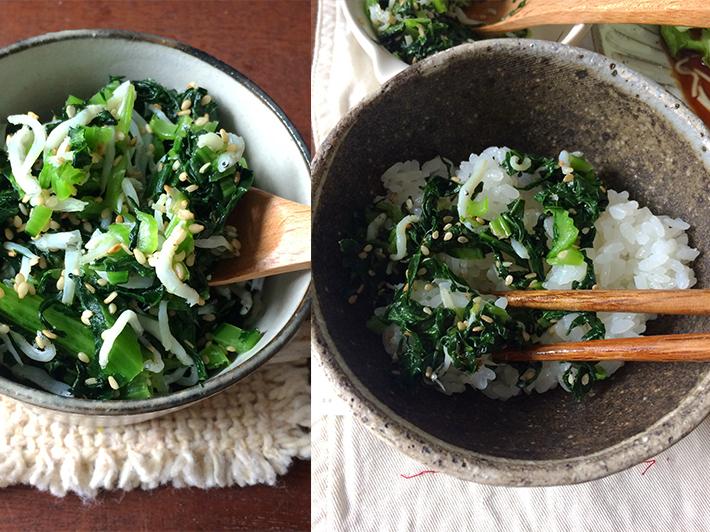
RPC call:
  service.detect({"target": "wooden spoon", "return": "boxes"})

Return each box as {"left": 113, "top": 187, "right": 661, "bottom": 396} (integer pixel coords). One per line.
{"left": 208, "top": 188, "right": 311, "bottom": 286}
{"left": 466, "top": 0, "right": 710, "bottom": 35}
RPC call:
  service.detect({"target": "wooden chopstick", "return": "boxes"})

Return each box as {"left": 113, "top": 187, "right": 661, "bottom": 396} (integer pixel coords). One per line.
{"left": 495, "top": 333, "right": 710, "bottom": 362}
{"left": 500, "top": 289, "right": 710, "bottom": 315}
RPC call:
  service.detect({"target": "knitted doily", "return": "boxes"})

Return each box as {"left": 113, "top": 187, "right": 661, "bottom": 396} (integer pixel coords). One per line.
{"left": 0, "top": 344, "right": 310, "bottom": 498}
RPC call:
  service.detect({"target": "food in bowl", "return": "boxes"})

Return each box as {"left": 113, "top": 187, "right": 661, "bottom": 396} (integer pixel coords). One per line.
{"left": 341, "top": 147, "right": 698, "bottom": 399}
{"left": 366, "top": 0, "right": 527, "bottom": 64}
{"left": 0, "top": 77, "right": 264, "bottom": 399}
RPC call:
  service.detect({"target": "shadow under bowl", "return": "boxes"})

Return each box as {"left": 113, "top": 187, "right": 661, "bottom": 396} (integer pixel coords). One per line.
{"left": 312, "top": 39, "right": 710, "bottom": 486}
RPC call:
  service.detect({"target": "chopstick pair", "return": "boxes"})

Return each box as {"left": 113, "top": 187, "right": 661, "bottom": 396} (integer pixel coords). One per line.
{"left": 492, "top": 289, "right": 710, "bottom": 362}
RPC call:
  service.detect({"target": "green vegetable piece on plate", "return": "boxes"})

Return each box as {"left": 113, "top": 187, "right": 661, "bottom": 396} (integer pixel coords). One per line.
{"left": 25, "top": 205, "right": 53, "bottom": 236}
{"left": 212, "top": 323, "right": 263, "bottom": 353}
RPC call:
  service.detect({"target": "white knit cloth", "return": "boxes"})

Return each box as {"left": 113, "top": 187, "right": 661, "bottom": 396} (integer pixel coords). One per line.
{"left": 312, "top": 1, "right": 710, "bottom": 530}
{"left": 0, "top": 327, "right": 310, "bottom": 498}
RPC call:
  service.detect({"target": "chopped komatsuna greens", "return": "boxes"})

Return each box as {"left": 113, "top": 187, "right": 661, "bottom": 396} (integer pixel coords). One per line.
{"left": 365, "top": 0, "right": 528, "bottom": 64}
{"left": 0, "top": 77, "right": 264, "bottom": 399}
{"left": 341, "top": 147, "right": 699, "bottom": 400}
{"left": 661, "top": 26, "right": 710, "bottom": 66}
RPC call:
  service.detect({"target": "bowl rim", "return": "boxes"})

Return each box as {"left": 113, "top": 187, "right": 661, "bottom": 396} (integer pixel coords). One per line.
{"left": 0, "top": 28, "right": 311, "bottom": 416}
{"left": 311, "top": 38, "right": 710, "bottom": 486}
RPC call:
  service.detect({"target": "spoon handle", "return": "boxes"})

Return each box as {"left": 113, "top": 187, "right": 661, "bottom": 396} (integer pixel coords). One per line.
{"left": 474, "top": 0, "right": 710, "bottom": 34}
{"left": 501, "top": 289, "right": 710, "bottom": 315}
{"left": 495, "top": 333, "right": 710, "bottom": 362}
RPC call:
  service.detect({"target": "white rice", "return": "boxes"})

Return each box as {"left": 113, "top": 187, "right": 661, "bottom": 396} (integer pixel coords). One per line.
{"left": 378, "top": 147, "right": 698, "bottom": 400}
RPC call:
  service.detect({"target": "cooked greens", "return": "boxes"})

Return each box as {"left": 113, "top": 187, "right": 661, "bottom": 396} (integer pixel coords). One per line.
{"left": 341, "top": 149, "right": 609, "bottom": 398}
{"left": 0, "top": 77, "right": 263, "bottom": 399}
{"left": 661, "top": 26, "right": 710, "bottom": 66}
{"left": 365, "top": 0, "right": 527, "bottom": 64}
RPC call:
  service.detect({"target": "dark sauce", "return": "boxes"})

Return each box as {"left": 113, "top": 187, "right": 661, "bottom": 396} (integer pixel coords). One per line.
{"left": 667, "top": 49, "right": 710, "bottom": 126}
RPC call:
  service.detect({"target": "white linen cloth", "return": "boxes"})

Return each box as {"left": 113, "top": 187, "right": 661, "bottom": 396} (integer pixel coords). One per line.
{"left": 311, "top": 2, "right": 710, "bottom": 530}
{"left": 1, "top": 326, "right": 310, "bottom": 498}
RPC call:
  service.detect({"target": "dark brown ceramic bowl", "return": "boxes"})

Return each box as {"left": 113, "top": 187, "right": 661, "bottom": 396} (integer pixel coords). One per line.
{"left": 312, "top": 39, "right": 710, "bottom": 486}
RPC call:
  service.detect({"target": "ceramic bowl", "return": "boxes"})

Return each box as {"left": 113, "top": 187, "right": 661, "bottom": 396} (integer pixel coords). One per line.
{"left": 342, "top": 0, "right": 588, "bottom": 82}
{"left": 312, "top": 39, "right": 710, "bottom": 486}
{"left": 0, "top": 29, "right": 310, "bottom": 426}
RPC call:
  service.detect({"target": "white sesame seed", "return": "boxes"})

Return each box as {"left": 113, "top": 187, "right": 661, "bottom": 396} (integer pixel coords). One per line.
{"left": 18, "top": 204, "right": 28, "bottom": 216}
{"left": 177, "top": 109, "right": 191, "bottom": 116}
{"left": 200, "top": 94, "right": 212, "bottom": 105}
{"left": 199, "top": 162, "right": 211, "bottom": 174}
{"left": 505, "top": 275, "right": 514, "bottom": 286}
{"left": 108, "top": 376, "right": 120, "bottom": 390}
{"left": 66, "top": 105, "right": 76, "bottom": 118}
{"left": 35, "top": 335, "right": 46, "bottom": 349}
{"left": 563, "top": 173, "right": 575, "bottom": 183}
{"left": 4, "top": 228, "right": 13, "bottom": 240}
{"left": 347, "top": 294, "right": 358, "bottom": 304}
{"left": 471, "top": 326, "right": 484, "bottom": 333}
{"left": 180, "top": 99, "right": 192, "bottom": 111}
{"left": 84, "top": 283, "right": 96, "bottom": 294}
{"left": 42, "top": 329, "right": 57, "bottom": 339}
{"left": 16, "top": 282, "right": 29, "bottom": 299}
{"left": 202, "top": 313, "right": 216, "bottom": 322}
{"left": 0, "top": 323, "right": 9, "bottom": 334}
{"left": 178, "top": 171, "right": 189, "bottom": 182}
{"left": 581, "top": 374, "right": 590, "bottom": 386}
{"left": 457, "top": 236, "right": 469, "bottom": 244}
{"left": 108, "top": 303, "right": 118, "bottom": 315}
{"left": 481, "top": 314, "right": 494, "bottom": 324}
{"left": 226, "top": 345, "right": 237, "bottom": 353}
{"left": 78, "top": 352, "right": 90, "bottom": 364}
{"left": 81, "top": 310, "right": 94, "bottom": 326}
{"left": 133, "top": 248, "right": 147, "bottom": 265}
{"left": 186, "top": 184, "right": 199, "bottom": 193}
{"left": 423, "top": 307, "right": 432, "bottom": 315}
{"left": 443, "top": 232, "right": 453, "bottom": 241}
{"left": 420, "top": 245, "right": 430, "bottom": 256}
{"left": 172, "top": 160, "right": 181, "bottom": 171}
{"left": 96, "top": 277, "right": 108, "bottom": 287}
{"left": 363, "top": 244, "right": 373, "bottom": 252}
{"left": 194, "top": 115, "right": 209, "bottom": 127}
{"left": 525, "top": 272, "right": 537, "bottom": 279}
{"left": 85, "top": 377, "right": 98, "bottom": 386}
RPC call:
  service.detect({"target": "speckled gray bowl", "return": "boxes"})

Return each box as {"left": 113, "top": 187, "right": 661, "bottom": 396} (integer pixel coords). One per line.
{"left": 312, "top": 39, "right": 710, "bottom": 486}
{"left": 0, "top": 30, "right": 310, "bottom": 426}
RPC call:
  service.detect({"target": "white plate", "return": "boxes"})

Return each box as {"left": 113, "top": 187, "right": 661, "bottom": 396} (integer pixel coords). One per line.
{"left": 593, "top": 24, "right": 710, "bottom": 123}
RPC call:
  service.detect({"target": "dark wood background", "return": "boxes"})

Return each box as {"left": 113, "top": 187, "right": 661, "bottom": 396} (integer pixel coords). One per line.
{"left": 0, "top": 1, "right": 311, "bottom": 530}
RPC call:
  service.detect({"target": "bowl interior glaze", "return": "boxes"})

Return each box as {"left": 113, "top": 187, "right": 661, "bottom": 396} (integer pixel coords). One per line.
{"left": 312, "top": 39, "right": 710, "bottom": 485}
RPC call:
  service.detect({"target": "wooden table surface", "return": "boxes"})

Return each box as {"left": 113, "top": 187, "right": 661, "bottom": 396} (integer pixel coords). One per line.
{"left": 0, "top": 1, "right": 311, "bottom": 530}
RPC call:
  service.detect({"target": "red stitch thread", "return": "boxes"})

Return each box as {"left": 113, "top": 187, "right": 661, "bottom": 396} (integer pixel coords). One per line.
{"left": 400, "top": 470, "right": 438, "bottom": 479}
{"left": 641, "top": 459, "right": 656, "bottom": 475}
